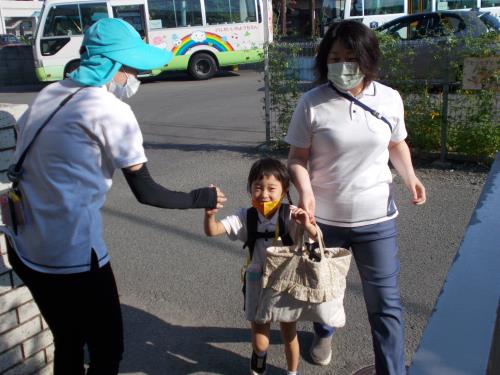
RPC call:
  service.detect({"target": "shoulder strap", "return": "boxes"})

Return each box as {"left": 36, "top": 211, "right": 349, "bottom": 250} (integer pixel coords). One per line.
{"left": 278, "top": 203, "right": 294, "bottom": 246}
{"left": 328, "top": 82, "right": 393, "bottom": 132}
{"left": 8, "top": 87, "right": 85, "bottom": 188}
{"left": 243, "top": 207, "right": 259, "bottom": 260}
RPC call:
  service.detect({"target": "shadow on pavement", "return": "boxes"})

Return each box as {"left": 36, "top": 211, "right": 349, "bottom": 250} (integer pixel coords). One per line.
{"left": 120, "top": 304, "right": 286, "bottom": 374}
{"left": 140, "top": 70, "right": 242, "bottom": 84}
{"left": 143, "top": 142, "right": 262, "bottom": 157}
{"left": 0, "top": 83, "right": 48, "bottom": 93}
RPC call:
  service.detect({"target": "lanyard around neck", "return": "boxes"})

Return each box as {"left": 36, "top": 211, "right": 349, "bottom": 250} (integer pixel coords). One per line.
{"left": 328, "top": 82, "right": 393, "bottom": 132}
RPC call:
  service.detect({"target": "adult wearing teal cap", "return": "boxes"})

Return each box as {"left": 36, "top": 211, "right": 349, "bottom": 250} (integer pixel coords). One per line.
{"left": 7, "top": 17, "right": 225, "bottom": 375}
{"left": 69, "top": 17, "right": 174, "bottom": 87}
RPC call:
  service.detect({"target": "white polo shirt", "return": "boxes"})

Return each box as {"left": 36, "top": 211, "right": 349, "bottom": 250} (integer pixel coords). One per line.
{"left": 285, "top": 81, "right": 407, "bottom": 227}
{"left": 11, "top": 79, "right": 147, "bottom": 274}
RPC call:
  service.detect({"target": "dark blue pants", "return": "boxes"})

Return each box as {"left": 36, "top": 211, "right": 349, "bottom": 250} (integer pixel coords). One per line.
{"left": 314, "top": 219, "right": 405, "bottom": 375}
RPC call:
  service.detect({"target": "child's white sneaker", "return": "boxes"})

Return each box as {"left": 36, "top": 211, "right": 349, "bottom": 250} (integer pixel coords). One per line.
{"left": 250, "top": 351, "right": 267, "bottom": 375}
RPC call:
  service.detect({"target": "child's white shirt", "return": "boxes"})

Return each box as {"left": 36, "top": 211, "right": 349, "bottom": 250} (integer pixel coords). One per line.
{"left": 220, "top": 206, "right": 299, "bottom": 272}
{"left": 220, "top": 205, "right": 302, "bottom": 321}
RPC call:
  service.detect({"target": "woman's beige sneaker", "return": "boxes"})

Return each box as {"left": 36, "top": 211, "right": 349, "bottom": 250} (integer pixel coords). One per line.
{"left": 309, "top": 333, "right": 333, "bottom": 366}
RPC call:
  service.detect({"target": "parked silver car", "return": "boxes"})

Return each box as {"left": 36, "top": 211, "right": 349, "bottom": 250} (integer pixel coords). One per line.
{"left": 377, "top": 10, "right": 500, "bottom": 82}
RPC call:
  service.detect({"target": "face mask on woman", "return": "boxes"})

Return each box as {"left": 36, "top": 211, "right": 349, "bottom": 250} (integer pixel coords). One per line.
{"left": 108, "top": 72, "right": 141, "bottom": 99}
{"left": 327, "top": 62, "right": 365, "bottom": 91}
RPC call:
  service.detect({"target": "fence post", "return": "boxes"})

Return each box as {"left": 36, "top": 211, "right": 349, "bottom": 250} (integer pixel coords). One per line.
{"left": 264, "top": 42, "right": 271, "bottom": 143}
{"left": 440, "top": 82, "right": 449, "bottom": 162}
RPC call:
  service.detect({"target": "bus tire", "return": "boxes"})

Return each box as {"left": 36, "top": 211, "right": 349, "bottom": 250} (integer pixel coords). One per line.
{"left": 188, "top": 53, "right": 217, "bottom": 80}
{"left": 64, "top": 60, "right": 80, "bottom": 77}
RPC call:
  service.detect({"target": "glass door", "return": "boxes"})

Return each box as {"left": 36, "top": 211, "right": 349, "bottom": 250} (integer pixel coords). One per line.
{"left": 409, "top": 0, "right": 432, "bottom": 13}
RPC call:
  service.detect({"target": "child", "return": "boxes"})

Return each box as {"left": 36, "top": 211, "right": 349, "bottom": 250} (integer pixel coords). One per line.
{"left": 204, "top": 158, "right": 317, "bottom": 375}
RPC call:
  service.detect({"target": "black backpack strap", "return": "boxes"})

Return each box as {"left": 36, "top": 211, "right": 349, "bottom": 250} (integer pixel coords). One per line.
{"left": 243, "top": 204, "right": 294, "bottom": 259}
{"left": 278, "top": 203, "right": 294, "bottom": 246}
{"left": 243, "top": 207, "right": 259, "bottom": 260}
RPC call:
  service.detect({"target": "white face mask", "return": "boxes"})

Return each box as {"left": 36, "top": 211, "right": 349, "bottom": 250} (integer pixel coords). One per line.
{"left": 108, "top": 72, "right": 141, "bottom": 100}
{"left": 327, "top": 62, "right": 365, "bottom": 91}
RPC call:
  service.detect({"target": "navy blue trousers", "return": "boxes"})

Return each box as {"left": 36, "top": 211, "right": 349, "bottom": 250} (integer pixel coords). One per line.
{"left": 314, "top": 219, "right": 405, "bottom": 375}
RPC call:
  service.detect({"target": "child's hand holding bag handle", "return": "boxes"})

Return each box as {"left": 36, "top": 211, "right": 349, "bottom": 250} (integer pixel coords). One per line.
{"left": 255, "top": 224, "right": 352, "bottom": 327}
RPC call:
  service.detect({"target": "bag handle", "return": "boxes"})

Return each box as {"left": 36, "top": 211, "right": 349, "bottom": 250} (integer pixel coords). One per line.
{"left": 314, "top": 224, "right": 327, "bottom": 259}
{"left": 293, "top": 224, "right": 328, "bottom": 259}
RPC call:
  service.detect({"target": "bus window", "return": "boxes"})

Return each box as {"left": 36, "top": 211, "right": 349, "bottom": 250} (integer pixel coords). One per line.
{"left": 238, "top": 0, "right": 257, "bottom": 22}
{"left": 481, "top": 0, "right": 498, "bottom": 7}
{"left": 112, "top": 5, "right": 146, "bottom": 36}
{"left": 322, "top": 0, "right": 344, "bottom": 20}
{"left": 364, "top": 0, "right": 404, "bottom": 15}
{"left": 80, "top": 3, "right": 108, "bottom": 32}
{"left": 43, "top": 5, "right": 82, "bottom": 36}
{"left": 443, "top": 0, "right": 476, "bottom": 9}
{"left": 205, "top": 0, "right": 256, "bottom": 24}
{"left": 148, "top": 0, "right": 202, "bottom": 28}
{"left": 350, "top": 0, "right": 363, "bottom": 16}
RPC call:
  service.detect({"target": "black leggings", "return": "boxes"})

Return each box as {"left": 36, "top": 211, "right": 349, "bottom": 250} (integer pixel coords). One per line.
{"left": 7, "top": 245, "right": 124, "bottom": 375}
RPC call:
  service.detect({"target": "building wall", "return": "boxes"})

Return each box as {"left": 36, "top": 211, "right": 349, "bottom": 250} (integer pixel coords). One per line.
{"left": 0, "top": 1, "right": 42, "bottom": 35}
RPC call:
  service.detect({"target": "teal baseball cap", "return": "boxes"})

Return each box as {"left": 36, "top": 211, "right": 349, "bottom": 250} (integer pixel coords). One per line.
{"left": 69, "top": 18, "right": 173, "bottom": 86}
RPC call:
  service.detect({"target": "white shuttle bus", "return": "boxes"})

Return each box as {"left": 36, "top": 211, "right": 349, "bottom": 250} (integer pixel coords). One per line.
{"left": 33, "top": 0, "right": 273, "bottom": 81}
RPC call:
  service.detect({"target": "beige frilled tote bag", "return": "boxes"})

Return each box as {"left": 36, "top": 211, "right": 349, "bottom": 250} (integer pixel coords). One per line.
{"left": 255, "top": 225, "right": 352, "bottom": 327}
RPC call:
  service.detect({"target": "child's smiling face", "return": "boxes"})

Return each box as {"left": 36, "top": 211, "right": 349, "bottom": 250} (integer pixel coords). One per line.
{"left": 250, "top": 175, "right": 284, "bottom": 203}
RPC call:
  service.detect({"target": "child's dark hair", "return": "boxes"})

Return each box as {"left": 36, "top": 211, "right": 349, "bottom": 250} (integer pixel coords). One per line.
{"left": 247, "top": 158, "right": 290, "bottom": 193}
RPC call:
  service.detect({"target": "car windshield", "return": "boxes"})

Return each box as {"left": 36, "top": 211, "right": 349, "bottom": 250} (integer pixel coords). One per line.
{"left": 479, "top": 13, "right": 500, "bottom": 32}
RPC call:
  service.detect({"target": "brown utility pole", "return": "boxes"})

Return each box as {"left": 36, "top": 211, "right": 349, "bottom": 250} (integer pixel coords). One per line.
{"left": 281, "top": 0, "right": 287, "bottom": 36}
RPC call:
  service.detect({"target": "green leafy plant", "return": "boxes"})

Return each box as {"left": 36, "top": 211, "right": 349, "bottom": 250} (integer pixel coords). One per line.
{"left": 265, "top": 42, "right": 302, "bottom": 147}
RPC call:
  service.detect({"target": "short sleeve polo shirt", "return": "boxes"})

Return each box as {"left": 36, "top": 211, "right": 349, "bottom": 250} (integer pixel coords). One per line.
{"left": 11, "top": 79, "right": 147, "bottom": 274}
{"left": 285, "top": 82, "right": 407, "bottom": 227}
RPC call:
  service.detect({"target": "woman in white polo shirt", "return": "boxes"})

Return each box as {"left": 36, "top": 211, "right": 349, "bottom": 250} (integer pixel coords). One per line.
{"left": 6, "top": 18, "right": 225, "bottom": 375}
{"left": 286, "top": 21, "right": 426, "bottom": 375}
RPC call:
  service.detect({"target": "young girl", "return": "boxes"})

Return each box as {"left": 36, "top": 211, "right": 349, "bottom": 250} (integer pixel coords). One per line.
{"left": 204, "top": 158, "right": 317, "bottom": 375}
